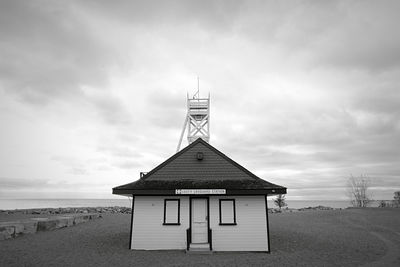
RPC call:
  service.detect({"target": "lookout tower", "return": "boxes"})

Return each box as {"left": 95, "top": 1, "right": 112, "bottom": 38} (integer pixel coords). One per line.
{"left": 177, "top": 89, "right": 210, "bottom": 152}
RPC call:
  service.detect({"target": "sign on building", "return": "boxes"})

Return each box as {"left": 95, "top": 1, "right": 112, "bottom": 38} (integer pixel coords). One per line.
{"left": 175, "top": 189, "right": 226, "bottom": 195}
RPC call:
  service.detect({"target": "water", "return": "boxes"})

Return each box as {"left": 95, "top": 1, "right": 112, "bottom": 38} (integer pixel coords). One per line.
{"left": 0, "top": 198, "right": 351, "bottom": 210}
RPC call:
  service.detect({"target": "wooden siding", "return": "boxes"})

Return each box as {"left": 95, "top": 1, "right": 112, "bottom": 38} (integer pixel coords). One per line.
{"left": 210, "top": 196, "right": 268, "bottom": 251}
{"left": 131, "top": 196, "right": 189, "bottom": 250}
{"left": 131, "top": 195, "right": 268, "bottom": 251}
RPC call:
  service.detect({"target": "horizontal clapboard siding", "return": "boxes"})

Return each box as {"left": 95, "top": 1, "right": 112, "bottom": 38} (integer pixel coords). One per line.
{"left": 131, "top": 196, "right": 189, "bottom": 250}
{"left": 131, "top": 195, "right": 267, "bottom": 251}
{"left": 210, "top": 196, "right": 268, "bottom": 251}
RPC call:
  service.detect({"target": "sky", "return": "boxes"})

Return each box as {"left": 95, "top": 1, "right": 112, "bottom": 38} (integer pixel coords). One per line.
{"left": 0, "top": 0, "right": 399, "bottom": 201}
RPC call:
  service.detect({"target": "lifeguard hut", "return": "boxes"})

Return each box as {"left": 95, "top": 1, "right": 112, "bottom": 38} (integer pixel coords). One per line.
{"left": 177, "top": 89, "right": 210, "bottom": 152}
{"left": 112, "top": 81, "right": 287, "bottom": 252}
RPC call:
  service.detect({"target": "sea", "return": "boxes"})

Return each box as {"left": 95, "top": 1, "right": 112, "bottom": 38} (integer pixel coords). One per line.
{"left": 0, "top": 199, "right": 354, "bottom": 210}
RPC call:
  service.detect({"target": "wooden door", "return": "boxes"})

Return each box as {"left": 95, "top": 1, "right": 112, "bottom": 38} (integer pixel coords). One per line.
{"left": 191, "top": 198, "right": 208, "bottom": 243}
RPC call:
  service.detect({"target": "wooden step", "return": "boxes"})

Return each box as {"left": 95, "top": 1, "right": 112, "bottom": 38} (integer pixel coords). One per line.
{"left": 187, "top": 243, "right": 212, "bottom": 254}
{"left": 190, "top": 243, "right": 210, "bottom": 249}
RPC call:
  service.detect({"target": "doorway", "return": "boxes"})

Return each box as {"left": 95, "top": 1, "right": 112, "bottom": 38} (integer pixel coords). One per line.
{"left": 191, "top": 198, "right": 209, "bottom": 243}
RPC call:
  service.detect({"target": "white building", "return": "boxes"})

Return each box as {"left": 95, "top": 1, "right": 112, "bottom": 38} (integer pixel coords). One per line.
{"left": 113, "top": 138, "right": 286, "bottom": 252}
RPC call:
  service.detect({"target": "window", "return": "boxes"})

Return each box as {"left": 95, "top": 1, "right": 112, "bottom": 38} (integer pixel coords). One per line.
{"left": 219, "top": 199, "right": 237, "bottom": 225}
{"left": 163, "top": 199, "right": 180, "bottom": 225}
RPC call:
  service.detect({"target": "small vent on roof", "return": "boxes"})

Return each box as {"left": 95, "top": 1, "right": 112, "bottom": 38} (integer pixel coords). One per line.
{"left": 196, "top": 152, "right": 204, "bottom": 160}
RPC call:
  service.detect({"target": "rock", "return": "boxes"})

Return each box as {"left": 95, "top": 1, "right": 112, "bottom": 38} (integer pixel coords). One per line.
{"left": 20, "top": 220, "right": 38, "bottom": 234}
{"left": 73, "top": 214, "right": 91, "bottom": 225}
{"left": 35, "top": 218, "right": 58, "bottom": 231}
{"left": 0, "top": 225, "right": 15, "bottom": 240}
{"left": 2, "top": 206, "right": 131, "bottom": 219}
{"left": 55, "top": 216, "right": 74, "bottom": 228}
{"left": 12, "top": 222, "right": 25, "bottom": 236}
{"left": 0, "top": 210, "right": 104, "bottom": 241}
{"left": 54, "top": 217, "right": 69, "bottom": 229}
{"left": 89, "top": 214, "right": 100, "bottom": 220}
{"left": 0, "top": 221, "right": 25, "bottom": 236}
{"left": 34, "top": 216, "right": 76, "bottom": 231}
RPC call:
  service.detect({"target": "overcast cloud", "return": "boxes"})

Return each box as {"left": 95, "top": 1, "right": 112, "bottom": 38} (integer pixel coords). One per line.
{"left": 0, "top": 0, "right": 399, "bottom": 200}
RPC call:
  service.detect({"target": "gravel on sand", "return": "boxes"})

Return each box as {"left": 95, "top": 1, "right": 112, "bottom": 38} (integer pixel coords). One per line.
{"left": 1, "top": 208, "right": 399, "bottom": 267}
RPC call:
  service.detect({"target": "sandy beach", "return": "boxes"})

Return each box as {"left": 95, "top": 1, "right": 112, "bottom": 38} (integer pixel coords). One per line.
{"left": 1, "top": 208, "right": 399, "bottom": 267}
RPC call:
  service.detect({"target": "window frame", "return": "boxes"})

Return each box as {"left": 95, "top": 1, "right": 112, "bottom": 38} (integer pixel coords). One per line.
{"left": 163, "top": 199, "right": 181, "bottom": 225}
{"left": 219, "top": 199, "right": 237, "bottom": 225}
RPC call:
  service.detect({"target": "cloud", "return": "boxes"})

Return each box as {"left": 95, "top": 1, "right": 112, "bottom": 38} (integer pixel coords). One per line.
{"left": 86, "top": 92, "right": 134, "bottom": 126}
{"left": 0, "top": 176, "right": 100, "bottom": 190}
{"left": 68, "top": 167, "right": 89, "bottom": 176}
{"left": 80, "top": 0, "right": 243, "bottom": 32}
{"left": 0, "top": 1, "right": 110, "bottom": 105}
{"left": 115, "top": 161, "right": 142, "bottom": 170}
{"left": 144, "top": 89, "right": 186, "bottom": 129}
{"left": 96, "top": 144, "right": 141, "bottom": 159}
{"left": 305, "top": 1, "right": 400, "bottom": 71}
{"left": 0, "top": 177, "right": 50, "bottom": 189}
{"left": 0, "top": 176, "right": 116, "bottom": 199}
{"left": 1, "top": 0, "right": 399, "bottom": 201}
{"left": 51, "top": 156, "right": 90, "bottom": 176}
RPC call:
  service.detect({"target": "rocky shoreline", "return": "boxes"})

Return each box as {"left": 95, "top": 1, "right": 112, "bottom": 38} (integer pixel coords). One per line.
{"left": 269, "top": 205, "right": 341, "bottom": 213}
{"left": 0, "top": 206, "right": 132, "bottom": 215}
{"left": 0, "top": 206, "right": 132, "bottom": 241}
{"left": 1, "top": 205, "right": 340, "bottom": 215}
{"left": 1, "top": 205, "right": 340, "bottom": 216}
{"left": 0, "top": 213, "right": 102, "bottom": 241}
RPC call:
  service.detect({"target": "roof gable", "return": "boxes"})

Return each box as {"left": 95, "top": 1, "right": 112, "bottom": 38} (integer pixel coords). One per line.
{"left": 143, "top": 138, "right": 260, "bottom": 182}
{"left": 113, "top": 138, "right": 287, "bottom": 195}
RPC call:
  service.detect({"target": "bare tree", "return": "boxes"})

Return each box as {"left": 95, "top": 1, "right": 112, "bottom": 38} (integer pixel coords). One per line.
{"left": 274, "top": 194, "right": 287, "bottom": 211}
{"left": 393, "top": 191, "right": 400, "bottom": 208}
{"left": 378, "top": 200, "right": 387, "bottom": 208}
{"left": 346, "top": 174, "right": 372, "bottom": 207}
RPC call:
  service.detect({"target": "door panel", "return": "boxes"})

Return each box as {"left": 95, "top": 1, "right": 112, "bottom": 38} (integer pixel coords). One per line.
{"left": 192, "top": 198, "right": 208, "bottom": 243}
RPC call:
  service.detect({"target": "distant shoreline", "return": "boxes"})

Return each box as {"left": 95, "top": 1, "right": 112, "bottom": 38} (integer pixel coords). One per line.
{"left": 0, "top": 206, "right": 131, "bottom": 214}
{"left": 0, "top": 206, "right": 131, "bottom": 222}
{"left": 0, "top": 205, "right": 341, "bottom": 218}
{"left": 0, "top": 199, "right": 353, "bottom": 210}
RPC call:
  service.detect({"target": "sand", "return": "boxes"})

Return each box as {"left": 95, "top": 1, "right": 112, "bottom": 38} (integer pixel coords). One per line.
{"left": 1, "top": 208, "right": 399, "bottom": 267}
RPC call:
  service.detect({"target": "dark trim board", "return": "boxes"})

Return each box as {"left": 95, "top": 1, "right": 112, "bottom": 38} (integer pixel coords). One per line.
{"left": 265, "top": 195, "right": 270, "bottom": 253}
{"left": 163, "top": 199, "right": 181, "bottom": 225}
{"left": 114, "top": 188, "right": 286, "bottom": 196}
{"left": 219, "top": 199, "right": 237, "bottom": 225}
{"left": 129, "top": 195, "right": 135, "bottom": 250}
{"left": 189, "top": 196, "right": 210, "bottom": 246}
{"left": 207, "top": 198, "right": 212, "bottom": 250}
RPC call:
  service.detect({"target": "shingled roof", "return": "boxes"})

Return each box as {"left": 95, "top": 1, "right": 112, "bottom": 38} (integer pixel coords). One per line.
{"left": 113, "top": 138, "right": 287, "bottom": 196}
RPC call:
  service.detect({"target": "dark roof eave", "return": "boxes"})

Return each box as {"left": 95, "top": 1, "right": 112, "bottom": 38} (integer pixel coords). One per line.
{"left": 113, "top": 187, "right": 287, "bottom": 196}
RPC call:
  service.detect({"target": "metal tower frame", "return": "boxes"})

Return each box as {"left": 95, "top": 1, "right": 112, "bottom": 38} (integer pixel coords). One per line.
{"left": 177, "top": 93, "right": 210, "bottom": 152}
